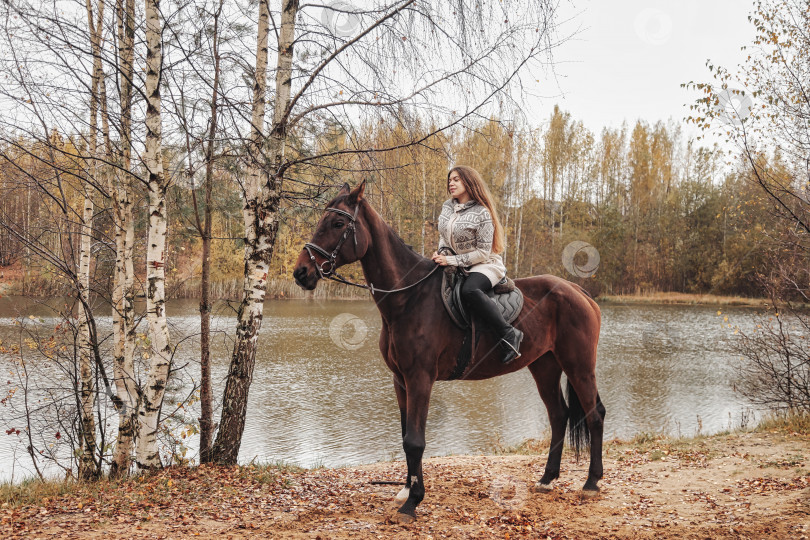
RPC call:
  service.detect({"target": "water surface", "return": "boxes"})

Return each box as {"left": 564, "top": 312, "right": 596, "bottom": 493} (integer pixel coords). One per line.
{"left": 0, "top": 296, "right": 758, "bottom": 481}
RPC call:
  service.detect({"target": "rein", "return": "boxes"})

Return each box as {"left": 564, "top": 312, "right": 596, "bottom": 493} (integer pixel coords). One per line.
{"left": 303, "top": 203, "right": 441, "bottom": 295}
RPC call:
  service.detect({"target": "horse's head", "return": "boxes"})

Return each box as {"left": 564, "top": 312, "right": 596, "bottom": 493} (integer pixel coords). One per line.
{"left": 293, "top": 181, "right": 369, "bottom": 290}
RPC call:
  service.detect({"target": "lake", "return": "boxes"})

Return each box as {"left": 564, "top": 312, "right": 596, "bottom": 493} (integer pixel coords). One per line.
{"left": 0, "top": 296, "right": 759, "bottom": 481}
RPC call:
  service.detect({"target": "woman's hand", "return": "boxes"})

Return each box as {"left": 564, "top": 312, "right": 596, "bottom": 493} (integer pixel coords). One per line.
{"left": 431, "top": 251, "right": 449, "bottom": 266}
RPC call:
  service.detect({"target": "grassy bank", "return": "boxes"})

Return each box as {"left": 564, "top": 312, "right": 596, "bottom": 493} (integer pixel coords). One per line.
{"left": 598, "top": 291, "right": 771, "bottom": 307}
{"left": 0, "top": 271, "right": 372, "bottom": 301}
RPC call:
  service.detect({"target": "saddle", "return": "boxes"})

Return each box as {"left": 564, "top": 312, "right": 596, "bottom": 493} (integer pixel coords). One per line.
{"left": 440, "top": 267, "right": 524, "bottom": 329}
{"left": 439, "top": 266, "right": 525, "bottom": 380}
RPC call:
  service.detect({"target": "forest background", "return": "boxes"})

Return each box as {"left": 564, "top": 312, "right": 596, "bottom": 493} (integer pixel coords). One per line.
{"left": 0, "top": 109, "right": 776, "bottom": 299}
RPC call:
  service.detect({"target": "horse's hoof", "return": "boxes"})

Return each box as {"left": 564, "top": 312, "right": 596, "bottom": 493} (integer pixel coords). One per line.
{"left": 393, "top": 486, "right": 410, "bottom": 504}
{"left": 530, "top": 482, "right": 553, "bottom": 493}
{"left": 391, "top": 511, "right": 416, "bottom": 525}
{"left": 580, "top": 488, "right": 600, "bottom": 499}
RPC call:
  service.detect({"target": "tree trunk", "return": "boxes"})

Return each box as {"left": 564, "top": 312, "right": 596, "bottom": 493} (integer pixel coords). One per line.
{"left": 420, "top": 160, "right": 426, "bottom": 256}
{"left": 198, "top": 0, "right": 223, "bottom": 464}
{"left": 77, "top": 190, "right": 97, "bottom": 479}
{"left": 77, "top": 0, "right": 107, "bottom": 481}
{"left": 109, "top": 0, "right": 139, "bottom": 478}
{"left": 211, "top": 0, "right": 298, "bottom": 465}
{"left": 515, "top": 168, "right": 525, "bottom": 276}
{"left": 136, "top": 0, "right": 171, "bottom": 470}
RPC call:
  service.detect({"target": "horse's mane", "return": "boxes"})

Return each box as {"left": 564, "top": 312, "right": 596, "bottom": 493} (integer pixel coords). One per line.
{"left": 330, "top": 194, "right": 419, "bottom": 255}
{"left": 395, "top": 233, "right": 416, "bottom": 253}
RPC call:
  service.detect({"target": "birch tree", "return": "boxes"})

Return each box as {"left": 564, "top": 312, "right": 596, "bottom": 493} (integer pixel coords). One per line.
{"left": 109, "top": 0, "right": 139, "bottom": 477}
{"left": 135, "top": 0, "right": 172, "bottom": 470}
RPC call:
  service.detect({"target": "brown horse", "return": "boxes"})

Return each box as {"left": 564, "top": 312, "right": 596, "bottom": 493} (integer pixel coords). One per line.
{"left": 293, "top": 182, "right": 604, "bottom": 524}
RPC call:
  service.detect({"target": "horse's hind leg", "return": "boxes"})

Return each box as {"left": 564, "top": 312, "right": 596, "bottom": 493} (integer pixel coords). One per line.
{"left": 565, "top": 372, "right": 605, "bottom": 495}
{"left": 527, "top": 355, "right": 567, "bottom": 491}
{"left": 583, "top": 391, "right": 607, "bottom": 492}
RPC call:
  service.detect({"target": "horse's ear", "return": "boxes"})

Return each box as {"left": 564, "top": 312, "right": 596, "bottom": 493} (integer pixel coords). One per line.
{"left": 347, "top": 180, "right": 366, "bottom": 204}
{"left": 338, "top": 182, "right": 351, "bottom": 197}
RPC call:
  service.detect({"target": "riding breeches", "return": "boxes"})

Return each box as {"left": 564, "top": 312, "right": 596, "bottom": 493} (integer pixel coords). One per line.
{"left": 459, "top": 272, "right": 511, "bottom": 336}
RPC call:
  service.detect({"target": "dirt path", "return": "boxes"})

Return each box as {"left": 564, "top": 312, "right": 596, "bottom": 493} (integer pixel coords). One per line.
{"left": 2, "top": 430, "right": 808, "bottom": 539}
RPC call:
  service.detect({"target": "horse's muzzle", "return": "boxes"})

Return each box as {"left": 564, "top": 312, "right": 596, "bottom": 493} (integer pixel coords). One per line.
{"left": 293, "top": 265, "right": 318, "bottom": 290}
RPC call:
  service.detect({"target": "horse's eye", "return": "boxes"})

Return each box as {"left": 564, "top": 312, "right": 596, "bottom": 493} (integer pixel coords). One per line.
{"left": 333, "top": 221, "right": 344, "bottom": 229}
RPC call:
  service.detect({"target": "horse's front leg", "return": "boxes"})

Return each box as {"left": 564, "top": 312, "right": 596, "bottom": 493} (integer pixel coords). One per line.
{"left": 392, "top": 375, "right": 411, "bottom": 504}
{"left": 392, "top": 370, "right": 434, "bottom": 524}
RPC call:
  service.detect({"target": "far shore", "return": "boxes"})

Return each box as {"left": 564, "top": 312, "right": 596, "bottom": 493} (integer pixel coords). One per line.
{"left": 0, "top": 270, "right": 790, "bottom": 307}
{"left": 597, "top": 291, "right": 773, "bottom": 308}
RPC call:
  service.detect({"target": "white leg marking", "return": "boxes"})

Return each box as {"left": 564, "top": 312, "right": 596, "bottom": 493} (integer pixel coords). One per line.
{"left": 531, "top": 481, "right": 554, "bottom": 493}
{"left": 394, "top": 486, "right": 410, "bottom": 503}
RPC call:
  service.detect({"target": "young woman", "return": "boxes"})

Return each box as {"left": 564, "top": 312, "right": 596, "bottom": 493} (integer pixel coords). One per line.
{"left": 431, "top": 166, "right": 523, "bottom": 364}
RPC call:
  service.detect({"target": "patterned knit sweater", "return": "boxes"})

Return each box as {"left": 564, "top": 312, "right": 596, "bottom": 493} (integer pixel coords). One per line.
{"left": 437, "top": 198, "right": 507, "bottom": 286}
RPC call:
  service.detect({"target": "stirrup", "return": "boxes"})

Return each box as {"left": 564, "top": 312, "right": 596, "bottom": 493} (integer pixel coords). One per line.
{"left": 500, "top": 328, "right": 523, "bottom": 364}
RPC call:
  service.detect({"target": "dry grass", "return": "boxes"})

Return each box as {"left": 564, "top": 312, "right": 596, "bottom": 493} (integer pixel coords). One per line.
{"left": 0, "top": 461, "right": 313, "bottom": 510}
{"left": 755, "top": 411, "right": 810, "bottom": 435}
{"left": 599, "top": 291, "right": 769, "bottom": 307}
{"left": 170, "top": 277, "right": 371, "bottom": 301}
{"left": 0, "top": 476, "right": 106, "bottom": 508}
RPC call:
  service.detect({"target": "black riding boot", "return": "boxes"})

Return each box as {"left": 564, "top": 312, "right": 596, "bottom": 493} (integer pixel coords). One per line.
{"left": 462, "top": 287, "right": 524, "bottom": 364}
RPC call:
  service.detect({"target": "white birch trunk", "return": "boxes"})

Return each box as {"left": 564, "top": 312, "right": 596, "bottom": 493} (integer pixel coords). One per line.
{"left": 110, "top": 0, "right": 138, "bottom": 477}
{"left": 136, "top": 0, "right": 171, "bottom": 470}
{"left": 77, "top": 191, "right": 97, "bottom": 478}
{"left": 77, "top": 0, "right": 107, "bottom": 480}
{"left": 211, "top": 0, "right": 298, "bottom": 464}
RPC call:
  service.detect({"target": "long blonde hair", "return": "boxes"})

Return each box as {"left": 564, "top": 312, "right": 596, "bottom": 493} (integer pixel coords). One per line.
{"left": 447, "top": 166, "right": 505, "bottom": 254}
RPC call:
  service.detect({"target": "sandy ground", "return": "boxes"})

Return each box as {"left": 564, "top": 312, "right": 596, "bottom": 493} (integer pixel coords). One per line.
{"left": 2, "top": 430, "right": 809, "bottom": 539}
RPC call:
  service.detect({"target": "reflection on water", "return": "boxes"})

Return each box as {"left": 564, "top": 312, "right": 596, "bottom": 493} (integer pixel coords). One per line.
{"left": 0, "top": 296, "right": 757, "bottom": 480}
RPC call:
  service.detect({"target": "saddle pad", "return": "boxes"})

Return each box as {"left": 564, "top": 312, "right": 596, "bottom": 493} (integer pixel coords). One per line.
{"left": 441, "top": 270, "right": 524, "bottom": 329}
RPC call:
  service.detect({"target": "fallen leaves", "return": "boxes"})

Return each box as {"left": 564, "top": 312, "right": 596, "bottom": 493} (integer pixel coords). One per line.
{"left": 1, "top": 431, "right": 809, "bottom": 539}
{"left": 735, "top": 475, "right": 810, "bottom": 496}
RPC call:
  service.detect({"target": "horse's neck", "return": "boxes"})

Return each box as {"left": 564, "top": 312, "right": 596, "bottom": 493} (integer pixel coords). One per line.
{"left": 359, "top": 206, "right": 435, "bottom": 310}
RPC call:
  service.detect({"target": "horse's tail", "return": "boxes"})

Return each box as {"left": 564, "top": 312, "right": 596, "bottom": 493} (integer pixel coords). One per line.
{"left": 566, "top": 379, "right": 590, "bottom": 460}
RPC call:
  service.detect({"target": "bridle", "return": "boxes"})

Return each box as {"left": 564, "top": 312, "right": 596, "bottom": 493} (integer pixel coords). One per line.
{"left": 304, "top": 203, "right": 361, "bottom": 279}
{"left": 303, "top": 201, "right": 440, "bottom": 294}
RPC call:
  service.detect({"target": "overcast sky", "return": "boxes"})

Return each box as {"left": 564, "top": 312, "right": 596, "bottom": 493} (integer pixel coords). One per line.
{"left": 528, "top": 0, "right": 756, "bottom": 138}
